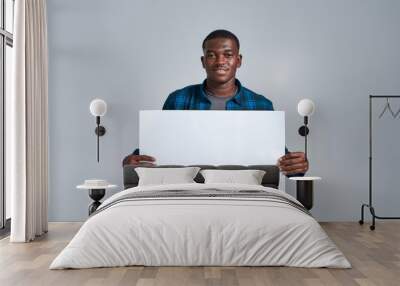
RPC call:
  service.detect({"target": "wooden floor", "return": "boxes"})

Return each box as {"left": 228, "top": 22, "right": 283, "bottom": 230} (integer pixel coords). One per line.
{"left": 0, "top": 222, "right": 399, "bottom": 286}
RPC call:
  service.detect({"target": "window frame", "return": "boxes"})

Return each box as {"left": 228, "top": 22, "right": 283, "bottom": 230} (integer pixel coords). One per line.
{"left": 0, "top": 0, "right": 13, "bottom": 231}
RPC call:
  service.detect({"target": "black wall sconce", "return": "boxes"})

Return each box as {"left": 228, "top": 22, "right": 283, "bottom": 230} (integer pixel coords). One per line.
{"left": 297, "top": 99, "right": 315, "bottom": 160}
{"left": 293, "top": 99, "right": 319, "bottom": 211}
{"left": 89, "top": 99, "right": 107, "bottom": 162}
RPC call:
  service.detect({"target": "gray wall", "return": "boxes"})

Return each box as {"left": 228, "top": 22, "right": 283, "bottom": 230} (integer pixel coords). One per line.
{"left": 47, "top": 0, "right": 400, "bottom": 221}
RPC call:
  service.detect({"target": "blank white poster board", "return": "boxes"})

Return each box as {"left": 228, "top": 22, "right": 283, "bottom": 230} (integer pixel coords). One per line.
{"left": 139, "top": 111, "right": 285, "bottom": 166}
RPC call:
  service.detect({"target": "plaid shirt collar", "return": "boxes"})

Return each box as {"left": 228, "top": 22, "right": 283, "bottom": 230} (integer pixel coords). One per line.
{"left": 200, "top": 78, "right": 244, "bottom": 105}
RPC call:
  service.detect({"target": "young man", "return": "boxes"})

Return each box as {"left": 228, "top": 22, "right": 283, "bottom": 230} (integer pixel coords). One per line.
{"left": 123, "top": 30, "right": 308, "bottom": 176}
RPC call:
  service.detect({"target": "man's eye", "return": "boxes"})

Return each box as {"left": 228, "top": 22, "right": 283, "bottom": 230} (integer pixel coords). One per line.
{"left": 225, "top": 54, "right": 233, "bottom": 58}
{"left": 207, "top": 54, "right": 215, "bottom": 58}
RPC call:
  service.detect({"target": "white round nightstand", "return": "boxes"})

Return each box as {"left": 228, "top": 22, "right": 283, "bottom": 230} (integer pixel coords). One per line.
{"left": 289, "top": 176, "right": 321, "bottom": 210}
{"left": 77, "top": 180, "right": 117, "bottom": 215}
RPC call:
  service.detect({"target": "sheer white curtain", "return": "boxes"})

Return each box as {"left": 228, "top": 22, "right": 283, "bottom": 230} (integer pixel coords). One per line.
{"left": 9, "top": 0, "right": 48, "bottom": 242}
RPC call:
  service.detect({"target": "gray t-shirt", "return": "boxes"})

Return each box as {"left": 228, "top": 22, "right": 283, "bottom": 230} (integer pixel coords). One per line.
{"left": 205, "top": 93, "right": 235, "bottom": 110}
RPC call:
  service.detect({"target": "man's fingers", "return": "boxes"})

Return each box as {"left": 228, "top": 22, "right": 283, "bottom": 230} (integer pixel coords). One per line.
{"left": 280, "top": 162, "right": 308, "bottom": 174}
{"left": 136, "top": 155, "right": 156, "bottom": 161}
{"left": 280, "top": 152, "right": 305, "bottom": 161}
{"left": 135, "top": 162, "right": 157, "bottom": 167}
{"left": 281, "top": 164, "right": 308, "bottom": 172}
{"left": 127, "top": 155, "right": 156, "bottom": 165}
{"left": 279, "top": 157, "right": 305, "bottom": 166}
{"left": 128, "top": 160, "right": 157, "bottom": 167}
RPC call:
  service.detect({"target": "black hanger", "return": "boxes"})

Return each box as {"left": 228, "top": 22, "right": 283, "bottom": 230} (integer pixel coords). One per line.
{"left": 378, "top": 98, "right": 398, "bottom": 118}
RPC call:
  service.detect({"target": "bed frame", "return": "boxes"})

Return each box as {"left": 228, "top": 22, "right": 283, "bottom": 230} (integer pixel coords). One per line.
{"left": 123, "top": 165, "right": 280, "bottom": 189}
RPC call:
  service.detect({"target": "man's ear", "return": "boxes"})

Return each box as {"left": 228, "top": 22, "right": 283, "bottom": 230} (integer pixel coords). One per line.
{"left": 237, "top": 54, "right": 242, "bottom": 68}
{"left": 201, "top": 56, "right": 205, "bottom": 68}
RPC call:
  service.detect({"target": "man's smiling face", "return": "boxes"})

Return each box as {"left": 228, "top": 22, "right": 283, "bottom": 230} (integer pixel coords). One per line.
{"left": 201, "top": 38, "right": 242, "bottom": 85}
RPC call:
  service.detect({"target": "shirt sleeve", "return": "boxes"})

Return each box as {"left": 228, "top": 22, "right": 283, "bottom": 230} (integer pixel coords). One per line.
{"left": 162, "top": 93, "right": 176, "bottom": 110}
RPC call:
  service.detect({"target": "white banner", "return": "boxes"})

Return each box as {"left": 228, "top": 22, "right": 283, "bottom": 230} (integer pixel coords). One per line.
{"left": 140, "top": 110, "right": 285, "bottom": 166}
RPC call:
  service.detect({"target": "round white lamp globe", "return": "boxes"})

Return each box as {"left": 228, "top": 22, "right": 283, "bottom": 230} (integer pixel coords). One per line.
{"left": 90, "top": 99, "right": 107, "bottom": 117}
{"left": 297, "top": 99, "right": 315, "bottom": 116}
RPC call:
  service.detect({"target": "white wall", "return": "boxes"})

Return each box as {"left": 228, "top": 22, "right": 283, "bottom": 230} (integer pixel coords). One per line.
{"left": 47, "top": 0, "right": 400, "bottom": 221}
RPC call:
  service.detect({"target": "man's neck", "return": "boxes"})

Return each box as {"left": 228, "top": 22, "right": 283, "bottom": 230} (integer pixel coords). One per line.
{"left": 205, "top": 78, "right": 237, "bottom": 98}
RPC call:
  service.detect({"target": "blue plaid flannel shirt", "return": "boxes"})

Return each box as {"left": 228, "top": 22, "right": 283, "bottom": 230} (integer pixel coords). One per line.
{"left": 163, "top": 79, "right": 274, "bottom": 110}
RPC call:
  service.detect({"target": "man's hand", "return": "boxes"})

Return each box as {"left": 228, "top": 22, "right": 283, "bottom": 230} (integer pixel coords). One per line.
{"left": 277, "top": 152, "right": 308, "bottom": 175}
{"left": 122, "top": 154, "right": 156, "bottom": 167}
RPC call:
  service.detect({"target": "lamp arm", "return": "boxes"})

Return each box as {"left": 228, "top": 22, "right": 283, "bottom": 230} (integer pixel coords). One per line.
{"left": 304, "top": 116, "right": 308, "bottom": 160}
{"left": 96, "top": 116, "right": 100, "bottom": 162}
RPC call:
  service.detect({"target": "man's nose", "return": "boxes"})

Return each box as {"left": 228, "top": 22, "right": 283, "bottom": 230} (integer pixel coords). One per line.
{"left": 215, "top": 55, "right": 226, "bottom": 65}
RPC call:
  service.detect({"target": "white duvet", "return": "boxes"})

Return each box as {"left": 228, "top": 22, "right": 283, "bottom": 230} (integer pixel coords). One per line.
{"left": 50, "top": 183, "right": 351, "bottom": 269}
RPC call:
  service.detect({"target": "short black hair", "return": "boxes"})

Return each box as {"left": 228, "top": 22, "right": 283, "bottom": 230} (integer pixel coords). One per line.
{"left": 202, "top": 29, "right": 240, "bottom": 50}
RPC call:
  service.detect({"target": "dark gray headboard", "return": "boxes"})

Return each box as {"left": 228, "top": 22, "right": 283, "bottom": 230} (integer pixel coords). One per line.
{"left": 123, "top": 165, "right": 280, "bottom": 189}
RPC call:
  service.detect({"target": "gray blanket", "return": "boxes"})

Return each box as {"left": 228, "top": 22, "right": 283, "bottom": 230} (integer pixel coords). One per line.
{"left": 92, "top": 189, "right": 311, "bottom": 217}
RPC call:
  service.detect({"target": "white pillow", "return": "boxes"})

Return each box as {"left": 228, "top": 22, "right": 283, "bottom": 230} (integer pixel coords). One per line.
{"left": 200, "top": 169, "right": 266, "bottom": 185}
{"left": 136, "top": 167, "right": 201, "bottom": 186}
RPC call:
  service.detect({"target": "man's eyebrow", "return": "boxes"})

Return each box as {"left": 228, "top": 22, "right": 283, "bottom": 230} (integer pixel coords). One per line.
{"left": 205, "top": 48, "right": 234, "bottom": 53}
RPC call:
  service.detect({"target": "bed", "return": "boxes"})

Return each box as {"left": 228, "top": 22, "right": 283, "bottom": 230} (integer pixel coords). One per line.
{"left": 50, "top": 165, "right": 350, "bottom": 269}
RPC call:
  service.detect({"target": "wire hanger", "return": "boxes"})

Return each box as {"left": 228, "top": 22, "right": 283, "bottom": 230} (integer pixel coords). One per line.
{"left": 394, "top": 107, "right": 400, "bottom": 118}
{"left": 378, "top": 98, "right": 398, "bottom": 119}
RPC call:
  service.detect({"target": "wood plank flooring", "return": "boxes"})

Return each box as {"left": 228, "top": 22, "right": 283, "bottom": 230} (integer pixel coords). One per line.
{"left": 0, "top": 222, "right": 399, "bottom": 286}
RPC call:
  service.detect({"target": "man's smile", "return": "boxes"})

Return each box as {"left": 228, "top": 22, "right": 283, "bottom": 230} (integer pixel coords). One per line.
{"left": 213, "top": 67, "right": 229, "bottom": 74}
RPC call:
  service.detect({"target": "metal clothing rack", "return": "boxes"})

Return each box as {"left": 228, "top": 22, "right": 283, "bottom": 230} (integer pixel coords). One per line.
{"left": 359, "top": 95, "right": 400, "bottom": 230}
